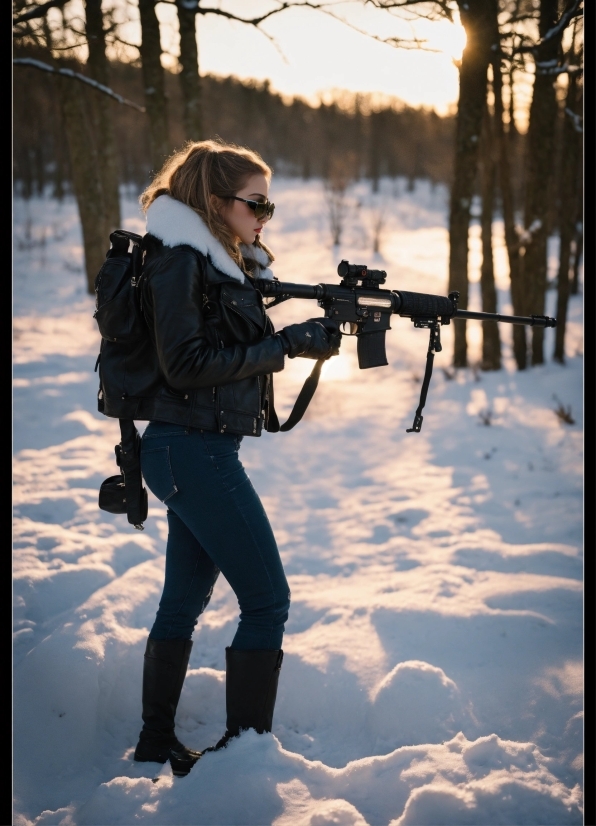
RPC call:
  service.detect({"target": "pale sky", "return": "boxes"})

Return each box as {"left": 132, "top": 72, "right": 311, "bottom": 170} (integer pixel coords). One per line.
{"left": 121, "top": 1, "right": 467, "bottom": 114}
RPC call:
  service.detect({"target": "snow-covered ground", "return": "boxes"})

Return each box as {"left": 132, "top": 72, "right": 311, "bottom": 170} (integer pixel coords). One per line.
{"left": 13, "top": 178, "right": 583, "bottom": 825}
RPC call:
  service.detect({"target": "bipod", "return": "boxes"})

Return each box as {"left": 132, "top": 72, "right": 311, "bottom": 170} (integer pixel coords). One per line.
{"left": 406, "top": 318, "right": 443, "bottom": 433}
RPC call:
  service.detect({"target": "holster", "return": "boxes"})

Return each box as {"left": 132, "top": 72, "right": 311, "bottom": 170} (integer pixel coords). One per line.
{"left": 98, "top": 419, "right": 148, "bottom": 530}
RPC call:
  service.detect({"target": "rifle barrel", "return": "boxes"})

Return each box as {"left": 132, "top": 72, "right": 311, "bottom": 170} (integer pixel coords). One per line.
{"left": 455, "top": 310, "right": 556, "bottom": 327}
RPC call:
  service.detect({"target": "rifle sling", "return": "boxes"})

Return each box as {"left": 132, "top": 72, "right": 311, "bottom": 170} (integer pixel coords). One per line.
{"left": 278, "top": 358, "right": 325, "bottom": 432}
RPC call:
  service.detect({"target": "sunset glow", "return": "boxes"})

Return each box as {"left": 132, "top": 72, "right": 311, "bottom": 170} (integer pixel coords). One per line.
{"left": 106, "top": 0, "right": 467, "bottom": 113}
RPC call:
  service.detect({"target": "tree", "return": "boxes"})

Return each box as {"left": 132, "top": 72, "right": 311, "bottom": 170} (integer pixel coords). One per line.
{"left": 176, "top": 0, "right": 202, "bottom": 140}
{"left": 170, "top": 1, "right": 334, "bottom": 146}
{"left": 13, "top": 0, "right": 145, "bottom": 292}
{"left": 479, "top": 95, "right": 501, "bottom": 370}
{"left": 342, "top": 0, "right": 497, "bottom": 365}
{"left": 480, "top": 0, "right": 583, "bottom": 369}
{"left": 553, "top": 32, "right": 583, "bottom": 362}
{"left": 447, "top": 0, "right": 499, "bottom": 367}
{"left": 85, "top": 0, "right": 121, "bottom": 234}
{"left": 138, "top": 0, "right": 170, "bottom": 173}
{"left": 496, "top": 0, "right": 583, "bottom": 367}
{"left": 519, "top": 0, "right": 560, "bottom": 366}
{"left": 492, "top": 45, "right": 526, "bottom": 369}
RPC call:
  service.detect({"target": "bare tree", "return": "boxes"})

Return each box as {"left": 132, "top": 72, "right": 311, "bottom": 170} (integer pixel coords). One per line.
{"left": 13, "top": 0, "right": 149, "bottom": 291}
{"left": 139, "top": 0, "right": 170, "bottom": 173}
{"left": 85, "top": 0, "right": 121, "bottom": 233}
{"left": 324, "top": 153, "right": 357, "bottom": 247}
{"left": 36, "top": 9, "right": 115, "bottom": 293}
{"left": 569, "top": 203, "right": 583, "bottom": 294}
{"left": 176, "top": 0, "right": 202, "bottom": 140}
{"left": 447, "top": 0, "right": 499, "bottom": 367}
{"left": 369, "top": 197, "right": 388, "bottom": 254}
{"left": 519, "top": 0, "right": 560, "bottom": 366}
{"left": 569, "top": 81, "right": 583, "bottom": 296}
{"left": 487, "top": 0, "right": 583, "bottom": 368}
{"left": 492, "top": 50, "right": 526, "bottom": 368}
{"left": 554, "top": 35, "right": 583, "bottom": 362}
{"left": 479, "top": 95, "right": 501, "bottom": 370}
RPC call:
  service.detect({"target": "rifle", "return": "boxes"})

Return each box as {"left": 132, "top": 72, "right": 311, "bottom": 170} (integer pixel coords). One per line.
{"left": 256, "top": 261, "right": 556, "bottom": 433}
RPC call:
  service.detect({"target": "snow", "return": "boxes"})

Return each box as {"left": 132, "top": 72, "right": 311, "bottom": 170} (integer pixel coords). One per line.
{"left": 13, "top": 178, "right": 583, "bottom": 825}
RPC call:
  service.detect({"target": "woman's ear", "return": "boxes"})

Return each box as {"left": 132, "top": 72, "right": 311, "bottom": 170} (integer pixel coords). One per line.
{"left": 210, "top": 194, "right": 226, "bottom": 215}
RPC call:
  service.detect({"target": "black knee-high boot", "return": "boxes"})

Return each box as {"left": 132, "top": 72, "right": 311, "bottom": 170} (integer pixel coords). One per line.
{"left": 210, "top": 647, "right": 284, "bottom": 751}
{"left": 134, "top": 638, "right": 201, "bottom": 776}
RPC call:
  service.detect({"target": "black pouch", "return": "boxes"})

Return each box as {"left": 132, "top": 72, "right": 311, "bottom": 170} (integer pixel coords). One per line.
{"left": 99, "top": 474, "right": 127, "bottom": 514}
{"left": 98, "top": 420, "right": 149, "bottom": 530}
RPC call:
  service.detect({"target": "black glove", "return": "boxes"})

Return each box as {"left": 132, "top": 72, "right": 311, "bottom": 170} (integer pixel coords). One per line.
{"left": 278, "top": 318, "right": 342, "bottom": 360}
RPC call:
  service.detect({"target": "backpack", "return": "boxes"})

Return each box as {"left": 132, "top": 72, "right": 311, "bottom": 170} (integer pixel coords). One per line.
{"left": 94, "top": 230, "right": 149, "bottom": 531}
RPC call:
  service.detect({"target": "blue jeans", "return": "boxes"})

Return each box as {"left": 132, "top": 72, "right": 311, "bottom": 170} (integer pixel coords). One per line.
{"left": 140, "top": 422, "right": 290, "bottom": 650}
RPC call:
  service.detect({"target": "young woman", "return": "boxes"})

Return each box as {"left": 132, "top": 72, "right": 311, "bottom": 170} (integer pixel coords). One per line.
{"left": 131, "top": 140, "right": 340, "bottom": 777}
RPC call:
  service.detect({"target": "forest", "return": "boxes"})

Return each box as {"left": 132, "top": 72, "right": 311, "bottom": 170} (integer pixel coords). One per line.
{"left": 13, "top": 0, "right": 583, "bottom": 368}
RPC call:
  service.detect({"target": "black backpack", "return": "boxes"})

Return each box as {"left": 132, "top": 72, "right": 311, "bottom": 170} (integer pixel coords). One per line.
{"left": 94, "top": 230, "right": 149, "bottom": 531}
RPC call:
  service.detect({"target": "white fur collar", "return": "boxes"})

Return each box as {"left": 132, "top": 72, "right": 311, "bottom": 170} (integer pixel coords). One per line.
{"left": 239, "top": 242, "right": 275, "bottom": 281}
{"left": 145, "top": 194, "right": 274, "bottom": 283}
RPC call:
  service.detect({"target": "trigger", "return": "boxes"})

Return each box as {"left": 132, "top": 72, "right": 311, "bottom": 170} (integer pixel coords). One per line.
{"left": 340, "top": 322, "right": 359, "bottom": 335}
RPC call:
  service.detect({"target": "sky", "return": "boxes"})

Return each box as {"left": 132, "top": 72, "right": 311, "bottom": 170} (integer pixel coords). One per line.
{"left": 47, "top": 0, "right": 547, "bottom": 128}
{"left": 120, "top": 0, "right": 467, "bottom": 114}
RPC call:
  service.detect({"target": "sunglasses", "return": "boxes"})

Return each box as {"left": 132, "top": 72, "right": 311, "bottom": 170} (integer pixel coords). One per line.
{"left": 231, "top": 196, "right": 275, "bottom": 220}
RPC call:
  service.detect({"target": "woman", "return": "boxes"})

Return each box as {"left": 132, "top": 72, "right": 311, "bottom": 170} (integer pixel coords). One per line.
{"left": 131, "top": 140, "right": 340, "bottom": 777}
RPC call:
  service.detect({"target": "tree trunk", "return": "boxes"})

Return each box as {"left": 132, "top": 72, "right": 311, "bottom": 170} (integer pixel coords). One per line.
{"left": 139, "top": 0, "right": 170, "bottom": 174}
{"left": 58, "top": 71, "right": 108, "bottom": 293}
{"left": 85, "top": 0, "right": 121, "bottom": 234}
{"left": 493, "top": 57, "right": 526, "bottom": 368}
{"left": 44, "top": 14, "right": 106, "bottom": 293}
{"left": 177, "top": 0, "right": 203, "bottom": 141}
{"left": 479, "top": 99, "right": 500, "bottom": 370}
{"left": 368, "top": 111, "right": 382, "bottom": 193}
{"left": 448, "top": 0, "right": 498, "bottom": 367}
{"left": 570, "top": 95, "right": 583, "bottom": 296}
{"left": 521, "top": 0, "right": 559, "bottom": 366}
{"left": 570, "top": 209, "right": 583, "bottom": 294}
{"left": 553, "top": 70, "right": 581, "bottom": 363}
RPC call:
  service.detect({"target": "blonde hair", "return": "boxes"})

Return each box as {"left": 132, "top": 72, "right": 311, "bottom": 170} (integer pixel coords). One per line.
{"left": 140, "top": 139, "right": 274, "bottom": 270}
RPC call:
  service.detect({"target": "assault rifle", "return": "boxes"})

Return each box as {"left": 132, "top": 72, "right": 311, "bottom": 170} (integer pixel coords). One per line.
{"left": 255, "top": 261, "right": 556, "bottom": 433}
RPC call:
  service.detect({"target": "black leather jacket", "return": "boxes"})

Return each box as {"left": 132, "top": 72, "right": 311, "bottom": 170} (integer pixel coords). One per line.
{"left": 99, "top": 234, "right": 285, "bottom": 436}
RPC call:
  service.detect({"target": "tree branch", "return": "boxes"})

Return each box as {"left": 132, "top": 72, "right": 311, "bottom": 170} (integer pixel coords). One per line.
{"left": 155, "top": 0, "right": 442, "bottom": 51}
{"left": 542, "top": 0, "right": 582, "bottom": 45}
{"left": 363, "top": 0, "right": 454, "bottom": 22}
{"left": 26, "top": 39, "right": 88, "bottom": 50}
{"left": 13, "top": 0, "right": 68, "bottom": 25}
{"left": 155, "top": 0, "right": 329, "bottom": 27}
{"left": 536, "top": 59, "right": 582, "bottom": 76}
{"left": 316, "top": 5, "right": 440, "bottom": 50}
{"left": 13, "top": 58, "right": 146, "bottom": 111}
{"left": 513, "top": 0, "right": 582, "bottom": 54}
{"left": 107, "top": 33, "right": 142, "bottom": 51}
{"left": 565, "top": 107, "right": 583, "bottom": 133}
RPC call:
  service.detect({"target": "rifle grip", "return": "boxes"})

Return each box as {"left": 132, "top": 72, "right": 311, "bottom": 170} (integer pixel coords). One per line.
{"left": 357, "top": 331, "right": 388, "bottom": 369}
